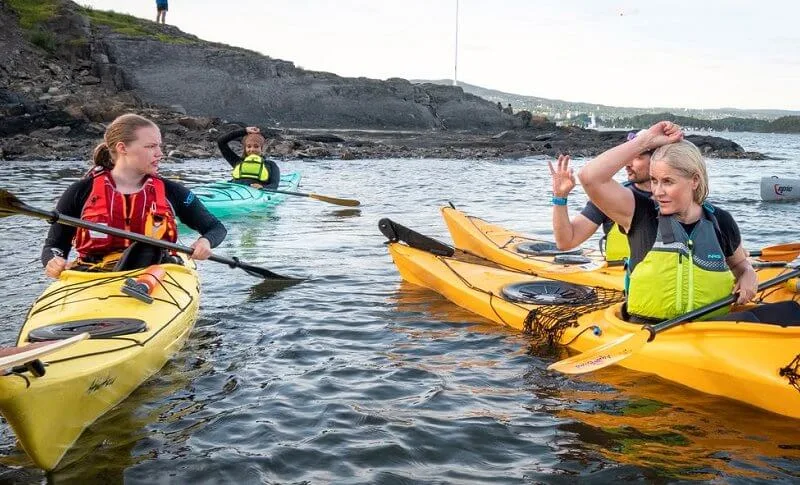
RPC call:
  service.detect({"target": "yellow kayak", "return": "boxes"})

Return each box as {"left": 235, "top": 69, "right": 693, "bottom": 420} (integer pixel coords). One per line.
{"left": 385, "top": 240, "right": 800, "bottom": 418}
{"left": 442, "top": 206, "right": 624, "bottom": 290}
{"left": 0, "top": 257, "right": 199, "bottom": 470}
{"left": 442, "top": 206, "right": 800, "bottom": 291}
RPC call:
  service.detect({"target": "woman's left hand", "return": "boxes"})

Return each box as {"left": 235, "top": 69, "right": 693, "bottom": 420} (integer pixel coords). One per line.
{"left": 732, "top": 267, "right": 758, "bottom": 305}
{"left": 190, "top": 237, "right": 212, "bottom": 260}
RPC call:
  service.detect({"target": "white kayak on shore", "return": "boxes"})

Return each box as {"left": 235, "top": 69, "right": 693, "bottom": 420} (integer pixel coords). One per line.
{"left": 761, "top": 176, "right": 800, "bottom": 201}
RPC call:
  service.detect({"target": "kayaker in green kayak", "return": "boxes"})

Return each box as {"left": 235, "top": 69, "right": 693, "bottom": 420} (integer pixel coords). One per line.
{"left": 548, "top": 131, "right": 652, "bottom": 263}
{"left": 43, "top": 114, "right": 227, "bottom": 278}
{"left": 579, "top": 120, "right": 800, "bottom": 324}
{"left": 217, "top": 126, "right": 281, "bottom": 189}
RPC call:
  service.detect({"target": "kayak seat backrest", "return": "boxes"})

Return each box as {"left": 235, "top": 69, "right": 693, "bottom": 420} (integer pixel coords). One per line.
{"left": 27, "top": 318, "right": 147, "bottom": 342}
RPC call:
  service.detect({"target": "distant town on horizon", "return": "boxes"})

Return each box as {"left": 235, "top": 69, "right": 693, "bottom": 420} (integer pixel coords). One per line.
{"left": 415, "top": 79, "right": 800, "bottom": 130}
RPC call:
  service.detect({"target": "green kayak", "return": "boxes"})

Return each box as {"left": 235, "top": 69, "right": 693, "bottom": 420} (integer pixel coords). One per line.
{"left": 193, "top": 172, "right": 302, "bottom": 218}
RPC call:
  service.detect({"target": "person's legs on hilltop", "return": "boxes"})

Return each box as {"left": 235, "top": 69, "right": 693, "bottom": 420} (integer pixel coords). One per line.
{"left": 156, "top": 1, "right": 168, "bottom": 24}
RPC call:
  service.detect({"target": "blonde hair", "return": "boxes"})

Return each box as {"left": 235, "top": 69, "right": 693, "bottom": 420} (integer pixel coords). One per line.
{"left": 650, "top": 140, "right": 709, "bottom": 203}
{"left": 92, "top": 113, "right": 158, "bottom": 170}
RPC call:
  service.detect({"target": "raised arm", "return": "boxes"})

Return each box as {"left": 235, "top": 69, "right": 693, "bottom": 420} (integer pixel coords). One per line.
{"left": 578, "top": 121, "right": 682, "bottom": 231}
{"left": 216, "top": 127, "right": 248, "bottom": 167}
{"left": 548, "top": 155, "right": 602, "bottom": 249}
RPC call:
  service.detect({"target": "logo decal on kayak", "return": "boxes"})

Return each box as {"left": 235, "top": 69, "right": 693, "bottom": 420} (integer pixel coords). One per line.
{"left": 774, "top": 184, "right": 793, "bottom": 196}
{"left": 87, "top": 375, "right": 116, "bottom": 393}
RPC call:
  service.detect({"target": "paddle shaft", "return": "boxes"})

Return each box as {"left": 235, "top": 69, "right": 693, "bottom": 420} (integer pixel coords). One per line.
{"left": 6, "top": 195, "right": 295, "bottom": 280}
{"left": 20, "top": 203, "right": 220, "bottom": 259}
{"left": 644, "top": 265, "right": 800, "bottom": 340}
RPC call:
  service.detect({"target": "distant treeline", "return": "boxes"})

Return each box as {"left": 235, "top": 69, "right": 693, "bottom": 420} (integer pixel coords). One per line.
{"left": 607, "top": 112, "right": 800, "bottom": 133}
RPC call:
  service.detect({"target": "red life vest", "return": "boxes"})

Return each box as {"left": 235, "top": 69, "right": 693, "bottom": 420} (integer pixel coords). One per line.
{"left": 73, "top": 170, "right": 178, "bottom": 258}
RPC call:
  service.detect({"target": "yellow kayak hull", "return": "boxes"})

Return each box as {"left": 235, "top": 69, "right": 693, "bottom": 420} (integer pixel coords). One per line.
{"left": 0, "top": 259, "right": 200, "bottom": 470}
{"left": 442, "top": 206, "right": 624, "bottom": 290}
{"left": 387, "top": 242, "right": 800, "bottom": 418}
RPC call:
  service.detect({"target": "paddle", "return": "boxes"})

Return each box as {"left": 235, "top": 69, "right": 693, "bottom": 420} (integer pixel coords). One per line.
{"left": 0, "top": 189, "right": 300, "bottom": 281}
{"left": 264, "top": 187, "right": 360, "bottom": 207}
{"left": 171, "top": 174, "right": 360, "bottom": 207}
{"left": 748, "top": 242, "right": 800, "bottom": 262}
{"left": 547, "top": 261, "right": 800, "bottom": 375}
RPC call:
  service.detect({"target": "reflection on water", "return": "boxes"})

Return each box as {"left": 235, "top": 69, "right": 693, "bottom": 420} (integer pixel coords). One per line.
{"left": 549, "top": 369, "right": 800, "bottom": 481}
{"left": 0, "top": 133, "right": 798, "bottom": 483}
{"left": 328, "top": 208, "right": 363, "bottom": 218}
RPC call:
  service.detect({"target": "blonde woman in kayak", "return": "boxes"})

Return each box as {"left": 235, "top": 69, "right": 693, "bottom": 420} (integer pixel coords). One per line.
{"left": 577, "top": 121, "right": 766, "bottom": 322}
{"left": 43, "top": 114, "right": 226, "bottom": 278}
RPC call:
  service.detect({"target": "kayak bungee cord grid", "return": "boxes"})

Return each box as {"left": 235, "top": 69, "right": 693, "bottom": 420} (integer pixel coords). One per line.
{"left": 437, "top": 254, "right": 625, "bottom": 346}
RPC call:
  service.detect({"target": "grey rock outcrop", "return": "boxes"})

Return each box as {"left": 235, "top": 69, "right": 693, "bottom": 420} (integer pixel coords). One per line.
{"left": 99, "top": 36, "right": 516, "bottom": 131}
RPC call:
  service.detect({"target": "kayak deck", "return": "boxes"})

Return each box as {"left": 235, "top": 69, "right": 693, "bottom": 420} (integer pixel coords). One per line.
{"left": 0, "top": 259, "right": 199, "bottom": 470}
{"left": 194, "top": 172, "right": 302, "bottom": 217}
{"left": 442, "top": 206, "right": 624, "bottom": 290}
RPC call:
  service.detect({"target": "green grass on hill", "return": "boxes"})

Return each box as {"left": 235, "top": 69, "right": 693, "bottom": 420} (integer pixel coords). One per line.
{"left": 7, "top": 0, "right": 59, "bottom": 29}
{"left": 80, "top": 7, "right": 195, "bottom": 44}
{"left": 7, "top": 1, "right": 194, "bottom": 46}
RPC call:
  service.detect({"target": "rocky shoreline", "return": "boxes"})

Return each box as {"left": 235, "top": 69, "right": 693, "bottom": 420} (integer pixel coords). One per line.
{"left": 0, "top": 1, "right": 768, "bottom": 163}
{"left": 0, "top": 105, "right": 766, "bottom": 163}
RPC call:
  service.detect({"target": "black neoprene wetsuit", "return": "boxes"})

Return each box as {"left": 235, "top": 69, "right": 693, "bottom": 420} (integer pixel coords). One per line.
{"left": 41, "top": 177, "right": 227, "bottom": 267}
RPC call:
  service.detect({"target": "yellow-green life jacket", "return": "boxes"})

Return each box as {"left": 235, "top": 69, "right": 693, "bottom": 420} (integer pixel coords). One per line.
{"left": 599, "top": 182, "right": 648, "bottom": 263}
{"left": 232, "top": 154, "right": 270, "bottom": 182}
{"left": 627, "top": 205, "right": 735, "bottom": 321}
{"left": 602, "top": 223, "right": 630, "bottom": 262}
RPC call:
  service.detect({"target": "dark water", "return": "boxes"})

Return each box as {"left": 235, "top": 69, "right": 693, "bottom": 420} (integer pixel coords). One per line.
{"left": 0, "top": 131, "right": 798, "bottom": 483}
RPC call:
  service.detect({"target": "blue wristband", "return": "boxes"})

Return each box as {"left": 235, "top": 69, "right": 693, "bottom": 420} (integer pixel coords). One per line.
{"left": 552, "top": 196, "right": 568, "bottom": 206}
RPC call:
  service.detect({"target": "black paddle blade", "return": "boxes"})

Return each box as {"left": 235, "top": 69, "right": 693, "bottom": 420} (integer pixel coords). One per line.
{"left": 234, "top": 259, "right": 304, "bottom": 281}
{"left": 248, "top": 278, "right": 304, "bottom": 302}
{"left": 378, "top": 218, "right": 454, "bottom": 256}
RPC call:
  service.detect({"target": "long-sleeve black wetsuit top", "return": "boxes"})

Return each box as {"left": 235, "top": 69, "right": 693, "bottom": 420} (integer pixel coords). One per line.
{"left": 41, "top": 177, "right": 227, "bottom": 266}
{"left": 217, "top": 128, "right": 281, "bottom": 189}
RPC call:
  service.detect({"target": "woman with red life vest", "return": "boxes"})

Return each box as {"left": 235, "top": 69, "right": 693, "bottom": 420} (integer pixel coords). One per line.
{"left": 42, "top": 113, "right": 227, "bottom": 278}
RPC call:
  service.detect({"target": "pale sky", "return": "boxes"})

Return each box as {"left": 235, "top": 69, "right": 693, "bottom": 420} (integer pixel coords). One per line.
{"left": 81, "top": 1, "right": 800, "bottom": 110}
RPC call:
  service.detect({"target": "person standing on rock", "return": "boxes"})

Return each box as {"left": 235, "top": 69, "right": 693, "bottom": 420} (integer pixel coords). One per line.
{"left": 548, "top": 130, "right": 653, "bottom": 264}
{"left": 156, "top": 0, "right": 168, "bottom": 24}
{"left": 217, "top": 126, "right": 281, "bottom": 190}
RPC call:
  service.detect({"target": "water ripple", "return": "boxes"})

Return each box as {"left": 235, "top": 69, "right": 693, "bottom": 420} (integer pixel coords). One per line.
{"left": 0, "top": 132, "right": 798, "bottom": 482}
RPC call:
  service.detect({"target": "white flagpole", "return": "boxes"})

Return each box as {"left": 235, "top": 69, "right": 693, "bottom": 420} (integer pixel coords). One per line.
{"left": 453, "top": 0, "right": 459, "bottom": 86}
